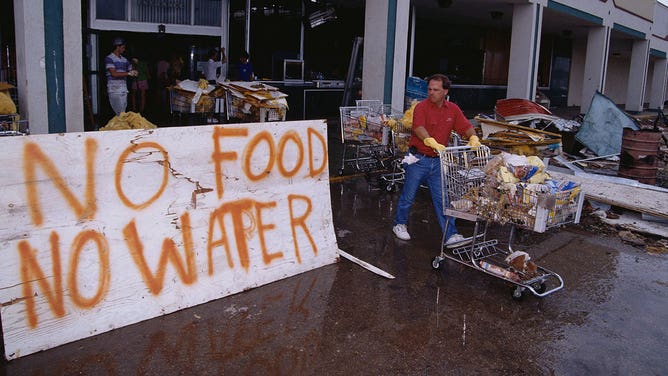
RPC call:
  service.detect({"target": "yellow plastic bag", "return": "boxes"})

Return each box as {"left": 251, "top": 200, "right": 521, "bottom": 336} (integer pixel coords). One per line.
{"left": 0, "top": 91, "right": 17, "bottom": 115}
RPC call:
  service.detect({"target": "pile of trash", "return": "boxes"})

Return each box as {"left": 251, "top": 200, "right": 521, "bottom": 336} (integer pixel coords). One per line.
{"left": 99, "top": 111, "right": 157, "bottom": 131}
{"left": 220, "top": 81, "right": 288, "bottom": 122}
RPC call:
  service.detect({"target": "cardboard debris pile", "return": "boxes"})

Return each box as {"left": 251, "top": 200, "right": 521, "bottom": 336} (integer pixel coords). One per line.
{"left": 472, "top": 98, "right": 586, "bottom": 157}
{"left": 169, "top": 79, "right": 224, "bottom": 113}
{"left": 220, "top": 81, "right": 288, "bottom": 122}
{"left": 475, "top": 115, "right": 564, "bottom": 156}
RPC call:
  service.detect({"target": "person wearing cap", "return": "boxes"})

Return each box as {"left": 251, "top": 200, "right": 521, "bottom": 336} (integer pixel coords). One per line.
{"left": 104, "top": 37, "right": 137, "bottom": 115}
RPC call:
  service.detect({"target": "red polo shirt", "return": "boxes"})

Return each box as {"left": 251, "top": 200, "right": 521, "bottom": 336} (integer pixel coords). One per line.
{"left": 410, "top": 99, "right": 472, "bottom": 157}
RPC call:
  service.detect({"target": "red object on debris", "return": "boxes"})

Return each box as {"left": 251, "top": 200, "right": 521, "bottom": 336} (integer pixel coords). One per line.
{"left": 496, "top": 98, "right": 552, "bottom": 118}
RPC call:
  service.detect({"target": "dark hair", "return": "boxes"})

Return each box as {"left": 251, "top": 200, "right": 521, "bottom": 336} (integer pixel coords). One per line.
{"left": 426, "top": 74, "right": 451, "bottom": 90}
{"left": 241, "top": 51, "right": 249, "bottom": 59}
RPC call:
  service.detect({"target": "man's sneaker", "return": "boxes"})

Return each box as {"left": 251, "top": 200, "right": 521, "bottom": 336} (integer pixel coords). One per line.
{"left": 445, "top": 233, "right": 472, "bottom": 248}
{"left": 393, "top": 224, "right": 411, "bottom": 240}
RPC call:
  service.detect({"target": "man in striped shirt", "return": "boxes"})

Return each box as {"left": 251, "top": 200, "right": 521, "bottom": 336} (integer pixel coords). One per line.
{"left": 105, "top": 37, "right": 137, "bottom": 115}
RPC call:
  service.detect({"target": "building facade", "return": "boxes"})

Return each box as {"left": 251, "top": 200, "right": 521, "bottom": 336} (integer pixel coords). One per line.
{"left": 5, "top": 0, "right": 668, "bottom": 134}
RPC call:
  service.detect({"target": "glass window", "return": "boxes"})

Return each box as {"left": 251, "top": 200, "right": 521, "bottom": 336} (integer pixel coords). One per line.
{"left": 228, "top": 0, "right": 302, "bottom": 80}
{"left": 413, "top": 22, "right": 485, "bottom": 85}
{"left": 96, "top": 0, "right": 126, "bottom": 20}
{"left": 194, "top": 0, "right": 222, "bottom": 26}
{"left": 248, "top": 0, "right": 302, "bottom": 80}
{"left": 130, "top": 0, "right": 191, "bottom": 24}
{"left": 228, "top": 0, "right": 247, "bottom": 78}
{"left": 228, "top": 1, "right": 364, "bottom": 81}
{"left": 303, "top": 5, "right": 364, "bottom": 81}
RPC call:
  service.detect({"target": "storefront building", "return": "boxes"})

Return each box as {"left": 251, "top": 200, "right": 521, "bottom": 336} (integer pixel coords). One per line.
{"left": 3, "top": 0, "right": 668, "bottom": 135}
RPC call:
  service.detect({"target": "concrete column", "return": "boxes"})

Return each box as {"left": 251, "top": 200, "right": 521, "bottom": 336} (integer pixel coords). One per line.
{"left": 625, "top": 39, "right": 649, "bottom": 113}
{"left": 362, "top": 1, "right": 389, "bottom": 102}
{"left": 506, "top": 3, "right": 543, "bottom": 100}
{"left": 390, "top": 1, "right": 410, "bottom": 111}
{"left": 362, "top": 0, "right": 409, "bottom": 110}
{"left": 13, "top": 2, "right": 83, "bottom": 134}
{"left": 13, "top": 1, "right": 49, "bottom": 135}
{"left": 63, "top": 1, "right": 84, "bottom": 133}
{"left": 648, "top": 57, "right": 667, "bottom": 110}
{"left": 581, "top": 26, "right": 610, "bottom": 113}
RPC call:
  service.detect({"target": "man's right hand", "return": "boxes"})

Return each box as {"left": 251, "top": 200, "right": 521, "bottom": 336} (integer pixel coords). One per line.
{"left": 423, "top": 137, "right": 445, "bottom": 151}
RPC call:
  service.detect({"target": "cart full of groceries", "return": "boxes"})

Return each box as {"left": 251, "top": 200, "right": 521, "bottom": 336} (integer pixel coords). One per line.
{"left": 431, "top": 145, "right": 584, "bottom": 299}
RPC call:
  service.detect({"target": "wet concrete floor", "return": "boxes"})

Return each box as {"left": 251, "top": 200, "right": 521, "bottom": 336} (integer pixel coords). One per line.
{"left": 2, "top": 126, "right": 667, "bottom": 375}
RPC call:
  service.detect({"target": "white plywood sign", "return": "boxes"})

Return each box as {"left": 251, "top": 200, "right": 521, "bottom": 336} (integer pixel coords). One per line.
{"left": 0, "top": 120, "right": 339, "bottom": 360}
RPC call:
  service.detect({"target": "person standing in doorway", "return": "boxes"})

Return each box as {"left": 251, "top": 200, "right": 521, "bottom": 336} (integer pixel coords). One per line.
{"left": 105, "top": 37, "right": 137, "bottom": 115}
{"left": 130, "top": 56, "right": 149, "bottom": 113}
{"left": 392, "top": 74, "right": 481, "bottom": 247}
{"left": 155, "top": 54, "right": 171, "bottom": 118}
{"left": 204, "top": 47, "right": 227, "bottom": 84}
{"left": 237, "top": 51, "right": 254, "bottom": 81}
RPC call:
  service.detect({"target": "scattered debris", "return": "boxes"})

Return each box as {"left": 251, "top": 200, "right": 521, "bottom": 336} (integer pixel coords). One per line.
{"left": 618, "top": 230, "right": 646, "bottom": 246}
{"left": 475, "top": 116, "right": 563, "bottom": 156}
{"left": 548, "top": 169, "right": 668, "bottom": 220}
{"left": 575, "top": 91, "right": 639, "bottom": 156}
{"left": 646, "top": 240, "right": 668, "bottom": 255}
{"left": 592, "top": 209, "right": 668, "bottom": 238}
{"left": 338, "top": 249, "right": 395, "bottom": 279}
{"left": 605, "top": 211, "right": 620, "bottom": 219}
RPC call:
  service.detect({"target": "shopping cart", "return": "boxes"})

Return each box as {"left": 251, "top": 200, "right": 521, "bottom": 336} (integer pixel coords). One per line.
{"left": 338, "top": 105, "right": 392, "bottom": 175}
{"left": 376, "top": 118, "right": 411, "bottom": 192}
{"left": 431, "top": 145, "right": 584, "bottom": 299}
{"left": 168, "top": 86, "right": 216, "bottom": 124}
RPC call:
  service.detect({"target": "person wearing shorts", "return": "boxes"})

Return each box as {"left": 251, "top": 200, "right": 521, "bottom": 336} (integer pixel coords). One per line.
{"left": 130, "top": 57, "right": 149, "bottom": 113}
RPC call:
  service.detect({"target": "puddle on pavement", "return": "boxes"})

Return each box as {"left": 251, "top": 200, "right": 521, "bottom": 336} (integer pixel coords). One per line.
{"left": 545, "top": 243, "right": 668, "bottom": 374}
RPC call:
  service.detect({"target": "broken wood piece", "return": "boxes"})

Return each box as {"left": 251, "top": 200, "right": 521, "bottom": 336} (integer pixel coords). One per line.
{"left": 338, "top": 249, "right": 395, "bottom": 279}
{"left": 549, "top": 170, "right": 668, "bottom": 219}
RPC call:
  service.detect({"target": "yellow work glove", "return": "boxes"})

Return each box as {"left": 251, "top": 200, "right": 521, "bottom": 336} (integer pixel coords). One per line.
{"left": 423, "top": 137, "right": 445, "bottom": 152}
{"left": 467, "top": 135, "right": 481, "bottom": 149}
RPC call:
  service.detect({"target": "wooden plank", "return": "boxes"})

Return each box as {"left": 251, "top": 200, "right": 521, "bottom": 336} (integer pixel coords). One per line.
{"left": 549, "top": 171, "right": 668, "bottom": 219}
{"left": 0, "top": 120, "right": 339, "bottom": 359}
{"left": 338, "top": 250, "right": 395, "bottom": 279}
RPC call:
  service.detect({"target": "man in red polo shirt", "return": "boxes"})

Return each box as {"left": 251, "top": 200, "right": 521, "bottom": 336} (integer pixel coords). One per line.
{"left": 392, "top": 74, "right": 480, "bottom": 246}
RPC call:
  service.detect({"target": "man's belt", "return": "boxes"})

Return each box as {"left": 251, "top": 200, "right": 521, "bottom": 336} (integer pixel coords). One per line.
{"left": 409, "top": 146, "right": 438, "bottom": 158}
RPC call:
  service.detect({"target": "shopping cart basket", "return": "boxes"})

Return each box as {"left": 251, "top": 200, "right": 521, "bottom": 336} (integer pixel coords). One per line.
{"left": 338, "top": 106, "right": 392, "bottom": 175}
{"left": 431, "top": 145, "right": 583, "bottom": 299}
{"left": 377, "top": 118, "right": 411, "bottom": 192}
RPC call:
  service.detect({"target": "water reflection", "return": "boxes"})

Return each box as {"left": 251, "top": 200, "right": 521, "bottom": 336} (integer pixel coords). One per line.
{"left": 5, "top": 267, "right": 337, "bottom": 375}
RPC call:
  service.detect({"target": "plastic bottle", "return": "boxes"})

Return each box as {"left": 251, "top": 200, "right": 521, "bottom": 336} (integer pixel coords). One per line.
{"left": 479, "top": 261, "right": 519, "bottom": 282}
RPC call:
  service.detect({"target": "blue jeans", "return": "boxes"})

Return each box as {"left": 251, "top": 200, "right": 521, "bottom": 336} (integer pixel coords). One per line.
{"left": 393, "top": 155, "right": 457, "bottom": 240}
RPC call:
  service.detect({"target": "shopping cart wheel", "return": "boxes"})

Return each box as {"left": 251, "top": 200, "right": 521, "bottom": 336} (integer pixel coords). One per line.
{"left": 532, "top": 282, "right": 546, "bottom": 294}
{"left": 512, "top": 286, "right": 524, "bottom": 301}
{"left": 431, "top": 257, "right": 442, "bottom": 270}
